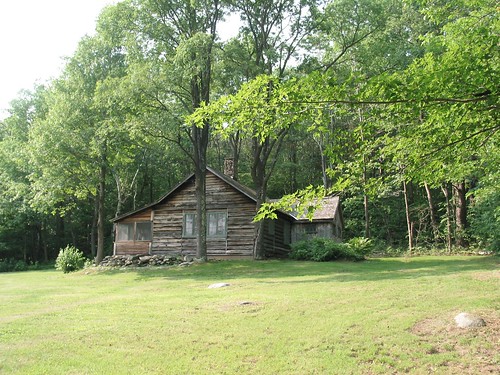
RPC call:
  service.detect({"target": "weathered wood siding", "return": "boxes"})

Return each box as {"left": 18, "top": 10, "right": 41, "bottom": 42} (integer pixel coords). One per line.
{"left": 114, "top": 209, "right": 152, "bottom": 255}
{"left": 292, "top": 220, "right": 339, "bottom": 243}
{"left": 114, "top": 170, "right": 295, "bottom": 259}
{"left": 151, "top": 172, "right": 257, "bottom": 259}
{"left": 262, "top": 215, "right": 292, "bottom": 258}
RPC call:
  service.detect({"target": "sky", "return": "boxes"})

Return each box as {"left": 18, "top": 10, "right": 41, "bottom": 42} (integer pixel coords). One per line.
{"left": 0, "top": 1, "right": 241, "bottom": 121}
{"left": 0, "top": 0, "right": 117, "bottom": 119}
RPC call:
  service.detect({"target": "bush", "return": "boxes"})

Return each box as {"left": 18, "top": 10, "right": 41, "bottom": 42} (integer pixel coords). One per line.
{"left": 0, "top": 259, "right": 42, "bottom": 273}
{"left": 55, "top": 245, "right": 86, "bottom": 273}
{"left": 347, "top": 237, "right": 374, "bottom": 256}
{"left": 290, "top": 238, "right": 365, "bottom": 262}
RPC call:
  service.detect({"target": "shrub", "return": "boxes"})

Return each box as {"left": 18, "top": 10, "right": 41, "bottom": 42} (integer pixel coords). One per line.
{"left": 0, "top": 258, "right": 15, "bottom": 273}
{"left": 0, "top": 259, "right": 42, "bottom": 273}
{"left": 290, "top": 238, "right": 365, "bottom": 262}
{"left": 347, "top": 237, "right": 374, "bottom": 256}
{"left": 55, "top": 245, "right": 86, "bottom": 273}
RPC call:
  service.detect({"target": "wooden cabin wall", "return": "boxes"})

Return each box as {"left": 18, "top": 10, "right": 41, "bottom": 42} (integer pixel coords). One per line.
{"left": 292, "top": 221, "right": 336, "bottom": 243}
{"left": 262, "top": 216, "right": 292, "bottom": 258}
{"left": 114, "top": 209, "right": 152, "bottom": 255}
{"left": 151, "top": 172, "right": 256, "bottom": 258}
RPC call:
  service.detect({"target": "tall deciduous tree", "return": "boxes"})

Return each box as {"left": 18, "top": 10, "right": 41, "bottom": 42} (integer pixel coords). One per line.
{"left": 119, "top": 0, "right": 226, "bottom": 260}
{"left": 29, "top": 28, "right": 130, "bottom": 264}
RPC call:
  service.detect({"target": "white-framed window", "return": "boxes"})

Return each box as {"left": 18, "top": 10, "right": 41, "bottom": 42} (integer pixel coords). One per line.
{"left": 208, "top": 211, "right": 227, "bottom": 238}
{"left": 183, "top": 211, "right": 227, "bottom": 238}
{"left": 116, "top": 222, "right": 152, "bottom": 241}
{"left": 183, "top": 212, "right": 197, "bottom": 238}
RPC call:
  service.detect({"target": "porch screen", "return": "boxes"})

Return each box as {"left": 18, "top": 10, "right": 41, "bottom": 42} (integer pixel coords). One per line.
{"left": 136, "top": 222, "right": 152, "bottom": 241}
{"left": 116, "top": 223, "right": 134, "bottom": 241}
{"left": 116, "top": 222, "right": 152, "bottom": 241}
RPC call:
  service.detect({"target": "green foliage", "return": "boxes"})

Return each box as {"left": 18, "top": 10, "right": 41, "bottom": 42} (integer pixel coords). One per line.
{"left": 255, "top": 185, "right": 327, "bottom": 222}
{"left": 0, "top": 259, "right": 41, "bottom": 273}
{"left": 290, "top": 237, "right": 365, "bottom": 262}
{"left": 347, "top": 237, "right": 374, "bottom": 256}
{"left": 469, "top": 177, "right": 500, "bottom": 253}
{"left": 55, "top": 245, "right": 87, "bottom": 273}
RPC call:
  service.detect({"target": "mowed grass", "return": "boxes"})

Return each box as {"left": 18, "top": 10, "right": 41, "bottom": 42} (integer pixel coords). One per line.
{"left": 0, "top": 257, "right": 498, "bottom": 374}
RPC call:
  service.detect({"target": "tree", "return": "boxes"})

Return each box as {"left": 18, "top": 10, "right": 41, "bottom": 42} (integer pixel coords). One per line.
{"left": 119, "top": 0, "right": 227, "bottom": 260}
{"left": 29, "top": 29, "right": 130, "bottom": 264}
{"left": 0, "top": 87, "right": 49, "bottom": 261}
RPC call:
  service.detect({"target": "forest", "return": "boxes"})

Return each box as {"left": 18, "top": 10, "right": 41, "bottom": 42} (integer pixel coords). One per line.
{"left": 0, "top": 0, "right": 498, "bottom": 264}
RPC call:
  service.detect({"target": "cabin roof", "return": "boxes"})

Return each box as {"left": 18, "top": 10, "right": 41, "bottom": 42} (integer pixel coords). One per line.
{"left": 280, "top": 195, "right": 341, "bottom": 222}
{"left": 112, "top": 167, "right": 341, "bottom": 224}
{"left": 113, "top": 167, "right": 289, "bottom": 222}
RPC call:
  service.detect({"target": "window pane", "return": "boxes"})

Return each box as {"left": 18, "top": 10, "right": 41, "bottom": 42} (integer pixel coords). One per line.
{"left": 305, "top": 224, "right": 316, "bottom": 234}
{"left": 208, "top": 212, "right": 226, "bottom": 238}
{"left": 183, "top": 213, "right": 197, "bottom": 237}
{"left": 116, "top": 223, "right": 133, "bottom": 241}
{"left": 136, "top": 222, "right": 152, "bottom": 241}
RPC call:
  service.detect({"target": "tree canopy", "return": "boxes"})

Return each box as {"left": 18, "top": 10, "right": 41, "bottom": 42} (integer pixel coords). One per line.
{"left": 0, "top": 0, "right": 498, "bottom": 263}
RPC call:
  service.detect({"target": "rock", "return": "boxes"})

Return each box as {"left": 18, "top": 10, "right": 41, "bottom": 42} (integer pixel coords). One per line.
{"left": 98, "top": 254, "right": 182, "bottom": 268}
{"left": 454, "top": 312, "right": 486, "bottom": 328}
{"left": 208, "top": 282, "right": 230, "bottom": 289}
{"left": 239, "top": 301, "right": 254, "bottom": 305}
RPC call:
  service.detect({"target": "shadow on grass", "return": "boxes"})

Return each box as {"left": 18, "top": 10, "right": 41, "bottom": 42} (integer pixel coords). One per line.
{"left": 92, "top": 256, "right": 498, "bottom": 284}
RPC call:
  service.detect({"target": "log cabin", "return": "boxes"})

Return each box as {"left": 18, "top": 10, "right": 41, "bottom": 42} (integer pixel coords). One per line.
{"left": 112, "top": 166, "right": 343, "bottom": 260}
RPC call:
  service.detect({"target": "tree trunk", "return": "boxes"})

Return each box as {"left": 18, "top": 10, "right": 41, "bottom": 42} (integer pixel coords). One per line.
{"left": 90, "top": 196, "right": 98, "bottom": 259}
{"left": 55, "top": 213, "right": 65, "bottom": 251}
{"left": 363, "top": 192, "right": 370, "bottom": 238}
{"left": 194, "top": 164, "right": 207, "bottom": 261}
{"left": 314, "top": 135, "right": 330, "bottom": 190}
{"left": 454, "top": 181, "right": 468, "bottom": 247}
{"left": 229, "top": 131, "right": 241, "bottom": 181}
{"left": 252, "top": 141, "right": 268, "bottom": 260}
{"left": 253, "top": 186, "right": 266, "bottom": 260}
{"left": 96, "top": 157, "right": 106, "bottom": 265}
{"left": 424, "top": 182, "right": 439, "bottom": 243}
{"left": 441, "top": 183, "right": 453, "bottom": 253}
{"left": 403, "top": 179, "right": 414, "bottom": 254}
{"left": 359, "top": 110, "right": 370, "bottom": 238}
{"left": 42, "top": 220, "right": 48, "bottom": 262}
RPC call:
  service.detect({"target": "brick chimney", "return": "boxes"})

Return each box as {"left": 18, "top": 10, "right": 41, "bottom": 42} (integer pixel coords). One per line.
{"left": 224, "top": 158, "right": 235, "bottom": 179}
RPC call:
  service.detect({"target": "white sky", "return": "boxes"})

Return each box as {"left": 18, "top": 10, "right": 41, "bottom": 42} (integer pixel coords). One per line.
{"left": 0, "top": 0, "right": 117, "bottom": 120}
{"left": 0, "top": 1, "right": 240, "bottom": 121}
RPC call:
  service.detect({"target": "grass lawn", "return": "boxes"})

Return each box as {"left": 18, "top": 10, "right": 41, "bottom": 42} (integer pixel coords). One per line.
{"left": 0, "top": 256, "right": 498, "bottom": 374}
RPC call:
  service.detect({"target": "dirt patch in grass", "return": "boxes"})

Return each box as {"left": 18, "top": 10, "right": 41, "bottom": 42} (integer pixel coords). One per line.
{"left": 471, "top": 270, "right": 500, "bottom": 281}
{"left": 411, "top": 310, "right": 499, "bottom": 373}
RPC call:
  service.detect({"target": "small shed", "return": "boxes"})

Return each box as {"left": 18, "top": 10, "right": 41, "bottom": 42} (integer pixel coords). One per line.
{"left": 291, "top": 196, "right": 343, "bottom": 242}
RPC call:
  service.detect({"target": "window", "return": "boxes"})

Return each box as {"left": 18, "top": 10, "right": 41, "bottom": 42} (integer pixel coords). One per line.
{"left": 183, "top": 211, "right": 227, "bottom": 238}
{"left": 183, "top": 213, "right": 197, "bottom": 237}
{"left": 116, "top": 222, "right": 152, "bottom": 241}
{"left": 208, "top": 212, "right": 227, "bottom": 238}
{"left": 116, "top": 223, "right": 134, "bottom": 241}
{"left": 136, "top": 222, "right": 152, "bottom": 241}
{"left": 305, "top": 223, "right": 317, "bottom": 235}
